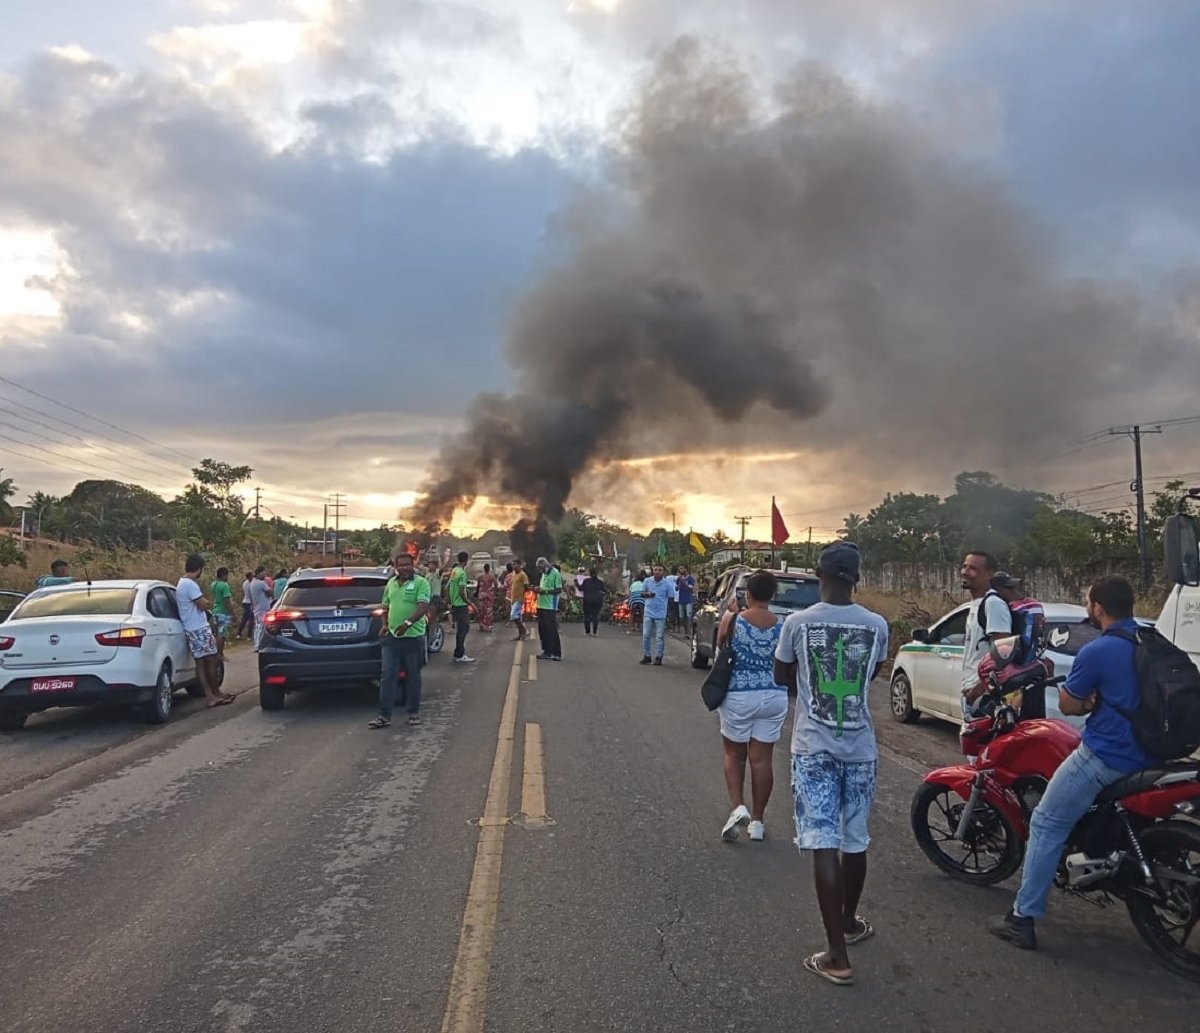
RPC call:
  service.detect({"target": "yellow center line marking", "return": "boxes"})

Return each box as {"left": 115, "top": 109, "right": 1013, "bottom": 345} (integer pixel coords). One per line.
{"left": 440, "top": 640, "right": 523, "bottom": 1033}
{"left": 527, "top": 653, "right": 537, "bottom": 681}
{"left": 519, "top": 722, "right": 548, "bottom": 825}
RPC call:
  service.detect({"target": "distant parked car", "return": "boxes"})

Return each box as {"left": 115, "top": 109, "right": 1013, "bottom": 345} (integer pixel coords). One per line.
{"left": 888, "top": 601, "right": 1142, "bottom": 728}
{"left": 0, "top": 580, "right": 207, "bottom": 730}
{"left": 690, "top": 565, "right": 821, "bottom": 670}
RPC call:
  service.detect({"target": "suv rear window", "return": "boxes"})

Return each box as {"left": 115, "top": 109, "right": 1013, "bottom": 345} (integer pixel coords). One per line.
{"left": 279, "top": 577, "right": 388, "bottom": 609}
{"left": 1044, "top": 620, "right": 1100, "bottom": 657}
{"left": 773, "top": 578, "right": 821, "bottom": 610}
{"left": 15, "top": 588, "right": 137, "bottom": 618}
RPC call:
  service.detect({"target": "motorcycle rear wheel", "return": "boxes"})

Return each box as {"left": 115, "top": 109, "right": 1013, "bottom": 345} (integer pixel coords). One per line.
{"left": 911, "top": 781, "right": 1023, "bottom": 885}
{"left": 1126, "top": 819, "right": 1200, "bottom": 982}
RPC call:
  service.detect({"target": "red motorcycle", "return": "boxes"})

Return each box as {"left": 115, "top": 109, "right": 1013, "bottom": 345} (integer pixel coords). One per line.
{"left": 910, "top": 639, "right": 1200, "bottom": 979}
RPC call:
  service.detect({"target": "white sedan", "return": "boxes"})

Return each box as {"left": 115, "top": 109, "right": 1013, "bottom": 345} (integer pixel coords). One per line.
{"left": 888, "top": 601, "right": 1103, "bottom": 728}
{"left": 0, "top": 579, "right": 207, "bottom": 731}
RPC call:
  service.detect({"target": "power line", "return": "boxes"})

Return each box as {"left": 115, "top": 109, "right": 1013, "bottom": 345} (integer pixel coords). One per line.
{"left": 0, "top": 374, "right": 200, "bottom": 466}
{"left": 0, "top": 424, "right": 177, "bottom": 490}
{"left": 0, "top": 401, "right": 190, "bottom": 484}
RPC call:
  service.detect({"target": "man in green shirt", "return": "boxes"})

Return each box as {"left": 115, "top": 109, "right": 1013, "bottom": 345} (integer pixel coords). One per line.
{"left": 211, "top": 566, "right": 236, "bottom": 654}
{"left": 369, "top": 552, "right": 432, "bottom": 728}
{"left": 535, "top": 556, "right": 563, "bottom": 661}
{"left": 447, "top": 550, "right": 476, "bottom": 664}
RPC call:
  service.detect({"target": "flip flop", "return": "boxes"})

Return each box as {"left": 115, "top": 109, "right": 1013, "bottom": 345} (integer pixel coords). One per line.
{"left": 407, "top": 714, "right": 421, "bottom": 725}
{"left": 207, "top": 696, "right": 234, "bottom": 709}
{"left": 845, "top": 917, "right": 874, "bottom": 946}
{"left": 803, "top": 953, "right": 854, "bottom": 986}
{"left": 367, "top": 716, "right": 391, "bottom": 729}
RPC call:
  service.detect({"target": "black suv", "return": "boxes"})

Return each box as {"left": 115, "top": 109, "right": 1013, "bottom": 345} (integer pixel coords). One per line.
{"left": 690, "top": 566, "right": 820, "bottom": 670}
{"left": 257, "top": 567, "right": 444, "bottom": 710}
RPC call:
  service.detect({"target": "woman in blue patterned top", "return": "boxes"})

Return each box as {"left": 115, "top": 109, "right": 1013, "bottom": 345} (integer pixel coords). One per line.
{"left": 715, "top": 569, "right": 790, "bottom": 843}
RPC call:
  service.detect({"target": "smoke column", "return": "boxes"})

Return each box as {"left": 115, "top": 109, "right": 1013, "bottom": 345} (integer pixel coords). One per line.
{"left": 408, "top": 40, "right": 1190, "bottom": 553}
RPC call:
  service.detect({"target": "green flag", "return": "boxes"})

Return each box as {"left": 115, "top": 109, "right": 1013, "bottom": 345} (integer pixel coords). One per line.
{"left": 656, "top": 534, "right": 667, "bottom": 560}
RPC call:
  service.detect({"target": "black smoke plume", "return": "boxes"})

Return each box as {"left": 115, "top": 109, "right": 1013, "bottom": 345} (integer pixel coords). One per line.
{"left": 408, "top": 40, "right": 1192, "bottom": 549}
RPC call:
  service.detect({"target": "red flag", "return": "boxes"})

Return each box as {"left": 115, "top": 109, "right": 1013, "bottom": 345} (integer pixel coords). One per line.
{"left": 771, "top": 497, "right": 789, "bottom": 546}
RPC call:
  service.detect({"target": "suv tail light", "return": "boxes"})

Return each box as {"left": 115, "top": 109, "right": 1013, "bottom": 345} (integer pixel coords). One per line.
{"left": 0, "top": 635, "right": 14, "bottom": 650}
{"left": 95, "top": 628, "right": 146, "bottom": 647}
{"left": 264, "top": 609, "right": 304, "bottom": 628}
{"left": 322, "top": 577, "right": 352, "bottom": 584}
{"left": 371, "top": 607, "right": 385, "bottom": 618}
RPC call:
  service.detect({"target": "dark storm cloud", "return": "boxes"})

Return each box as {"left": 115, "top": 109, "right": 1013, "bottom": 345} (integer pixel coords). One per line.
{"left": 409, "top": 39, "right": 1198, "bottom": 544}
{"left": 0, "top": 52, "right": 568, "bottom": 429}
{"left": 936, "top": 0, "right": 1200, "bottom": 272}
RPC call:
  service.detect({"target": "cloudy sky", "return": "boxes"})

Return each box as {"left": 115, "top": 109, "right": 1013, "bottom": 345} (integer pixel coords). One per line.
{"left": 1, "top": 0, "right": 1198, "bottom": 538}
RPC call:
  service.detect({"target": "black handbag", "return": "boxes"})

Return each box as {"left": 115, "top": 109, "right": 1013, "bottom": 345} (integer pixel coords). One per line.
{"left": 700, "top": 640, "right": 736, "bottom": 711}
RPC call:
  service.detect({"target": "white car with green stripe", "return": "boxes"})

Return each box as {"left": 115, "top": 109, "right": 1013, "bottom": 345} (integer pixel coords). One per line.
{"left": 888, "top": 602, "right": 1103, "bottom": 728}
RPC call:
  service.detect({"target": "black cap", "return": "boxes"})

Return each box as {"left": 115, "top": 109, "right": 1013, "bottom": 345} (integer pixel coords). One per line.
{"left": 990, "top": 571, "right": 1023, "bottom": 590}
{"left": 818, "top": 541, "right": 861, "bottom": 584}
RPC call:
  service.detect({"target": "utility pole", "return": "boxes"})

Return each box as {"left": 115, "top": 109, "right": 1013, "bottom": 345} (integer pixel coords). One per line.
{"left": 1108, "top": 424, "right": 1163, "bottom": 592}
{"left": 734, "top": 516, "right": 752, "bottom": 563}
{"left": 252, "top": 487, "right": 263, "bottom": 520}
{"left": 327, "top": 494, "right": 347, "bottom": 557}
{"left": 322, "top": 502, "right": 328, "bottom": 554}
{"left": 807, "top": 526, "right": 813, "bottom": 570}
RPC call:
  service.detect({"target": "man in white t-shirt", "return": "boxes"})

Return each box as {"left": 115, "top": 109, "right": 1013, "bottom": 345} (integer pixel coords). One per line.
{"left": 959, "top": 551, "right": 1012, "bottom": 722}
{"left": 177, "top": 554, "right": 233, "bottom": 708}
{"left": 249, "top": 566, "right": 274, "bottom": 651}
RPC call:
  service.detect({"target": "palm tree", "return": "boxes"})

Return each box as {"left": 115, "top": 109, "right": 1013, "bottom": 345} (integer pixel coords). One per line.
{"left": 0, "top": 469, "right": 16, "bottom": 525}
{"left": 26, "top": 491, "right": 58, "bottom": 539}
{"left": 840, "top": 513, "right": 865, "bottom": 540}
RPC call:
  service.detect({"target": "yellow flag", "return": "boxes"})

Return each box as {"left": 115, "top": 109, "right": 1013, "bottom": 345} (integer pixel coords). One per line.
{"left": 688, "top": 531, "right": 707, "bottom": 556}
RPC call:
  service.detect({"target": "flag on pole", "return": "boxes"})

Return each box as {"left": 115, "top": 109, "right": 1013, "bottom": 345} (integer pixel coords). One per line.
{"left": 611, "top": 539, "right": 619, "bottom": 559}
{"left": 688, "top": 530, "right": 707, "bottom": 556}
{"left": 594, "top": 540, "right": 604, "bottom": 557}
{"left": 656, "top": 534, "right": 667, "bottom": 560}
{"left": 771, "top": 497, "right": 790, "bottom": 546}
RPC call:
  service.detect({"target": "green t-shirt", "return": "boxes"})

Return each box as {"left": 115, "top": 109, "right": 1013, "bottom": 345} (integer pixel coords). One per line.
{"left": 537, "top": 567, "right": 563, "bottom": 610}
{"left": 383, "top": 574, "right": 431, "bottom": 637}
{"left": 35, "top": 575, "right": 74, "bottom": 588}
{"left": 211, "top": 579, "right": 234, "bottom": 617}
{"left": 448, "top": 565, "right": 469, "bottom": 607}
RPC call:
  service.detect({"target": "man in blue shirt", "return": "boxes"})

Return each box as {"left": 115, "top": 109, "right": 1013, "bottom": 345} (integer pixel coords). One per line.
{"left": 640, "top": 563, "right": 672, "bottom": 666}
{"left": 991, "top": 575, "right": 1157, "bottom": 951}
{"left": 35, "top": 559, "right": 73, "bottom": 588}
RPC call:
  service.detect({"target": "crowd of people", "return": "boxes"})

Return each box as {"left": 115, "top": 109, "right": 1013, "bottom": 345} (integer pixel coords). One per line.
{"left": 27, "top": 536, "right": 1170, "bottom": 984}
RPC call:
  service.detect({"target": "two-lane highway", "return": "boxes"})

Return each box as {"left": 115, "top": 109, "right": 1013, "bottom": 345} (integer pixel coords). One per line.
{"left": 2, "top": 623, "right": 1198, "bottom": 1032}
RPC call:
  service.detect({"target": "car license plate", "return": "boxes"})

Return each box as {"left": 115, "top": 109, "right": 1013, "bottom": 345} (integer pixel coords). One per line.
{"left": 318, "top": 622, "right": 357, "bottom": 634}
{"left": 32, "top": 677, "right": 76, "bottom": 693}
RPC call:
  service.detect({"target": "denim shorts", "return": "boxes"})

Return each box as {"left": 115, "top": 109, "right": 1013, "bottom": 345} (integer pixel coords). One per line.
{"left": 791, "top": 752, "right": 878, "bottom": 853}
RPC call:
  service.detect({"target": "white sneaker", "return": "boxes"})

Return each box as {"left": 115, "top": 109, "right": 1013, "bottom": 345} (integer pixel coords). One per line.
{"left": 721, "top": 805, "right": 751, "bottom": 842}
{"left": 454, "top": 655, "right": 477, "bottom": 664}
{"left": 748, "top": 820, "right": 765, "bottom": 841}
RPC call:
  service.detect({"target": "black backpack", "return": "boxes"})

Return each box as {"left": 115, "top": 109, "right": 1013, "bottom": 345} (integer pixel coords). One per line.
{"left": 1103, "top": 627, "right": 1200, "bottom": 761}
{"left": 977, "top": 591, "right": 1030, "bottom": 657}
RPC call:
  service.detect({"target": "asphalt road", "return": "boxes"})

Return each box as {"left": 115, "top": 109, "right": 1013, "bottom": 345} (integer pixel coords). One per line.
{"left": 2, "top": 624, "right": 1199, "bottom": 1032}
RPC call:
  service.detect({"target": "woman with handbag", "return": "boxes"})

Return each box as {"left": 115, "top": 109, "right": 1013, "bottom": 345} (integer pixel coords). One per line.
{"left": 716, "top": 569, "right": 790, "bottom": 843}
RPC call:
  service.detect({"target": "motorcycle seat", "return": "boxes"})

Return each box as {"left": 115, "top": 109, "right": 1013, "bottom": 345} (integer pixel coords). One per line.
{"left": 1095, "top": 762, "right": 1200, "bottom": 804}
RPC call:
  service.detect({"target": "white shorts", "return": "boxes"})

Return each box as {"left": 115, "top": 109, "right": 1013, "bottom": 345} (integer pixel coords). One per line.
{"left": 509, "top": 601, "right": 524, "bottom": 621}
{"left": 718, "top": 690, "right": 789, "bottom": 743}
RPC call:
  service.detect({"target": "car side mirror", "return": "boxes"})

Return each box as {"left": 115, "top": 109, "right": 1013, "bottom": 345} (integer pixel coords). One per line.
{"left": 912, "top": 628, "right": 931, "bottom": 643}
{"left": 1164, "top": 514, "right": 1200, "bottom": 586}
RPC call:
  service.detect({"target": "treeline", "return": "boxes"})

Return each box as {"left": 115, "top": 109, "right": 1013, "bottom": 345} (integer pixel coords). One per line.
{"left": 841, "top": 470, "right": 1181, "bottom": 569}
{"left": 0, "top": 460, "right": 399, "bottom": 568}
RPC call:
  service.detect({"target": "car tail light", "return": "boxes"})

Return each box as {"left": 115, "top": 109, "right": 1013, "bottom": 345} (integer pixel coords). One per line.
{"left": 323, "top": 577, "right": 352, "bottom": 584}
{"left": 95, "top": 628, "right": 146, "bottom": 647}
{"left": 371, "top": 607, "right": 385, "bottom": 618}
{"left": 264, "top": 609, "right": 304, "bottom": 627}
{"left": 264, "top": 675, "right": 287, "bottom": 685}
{"left": 0, "top": 636, "right": 14, "bottom": 650}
